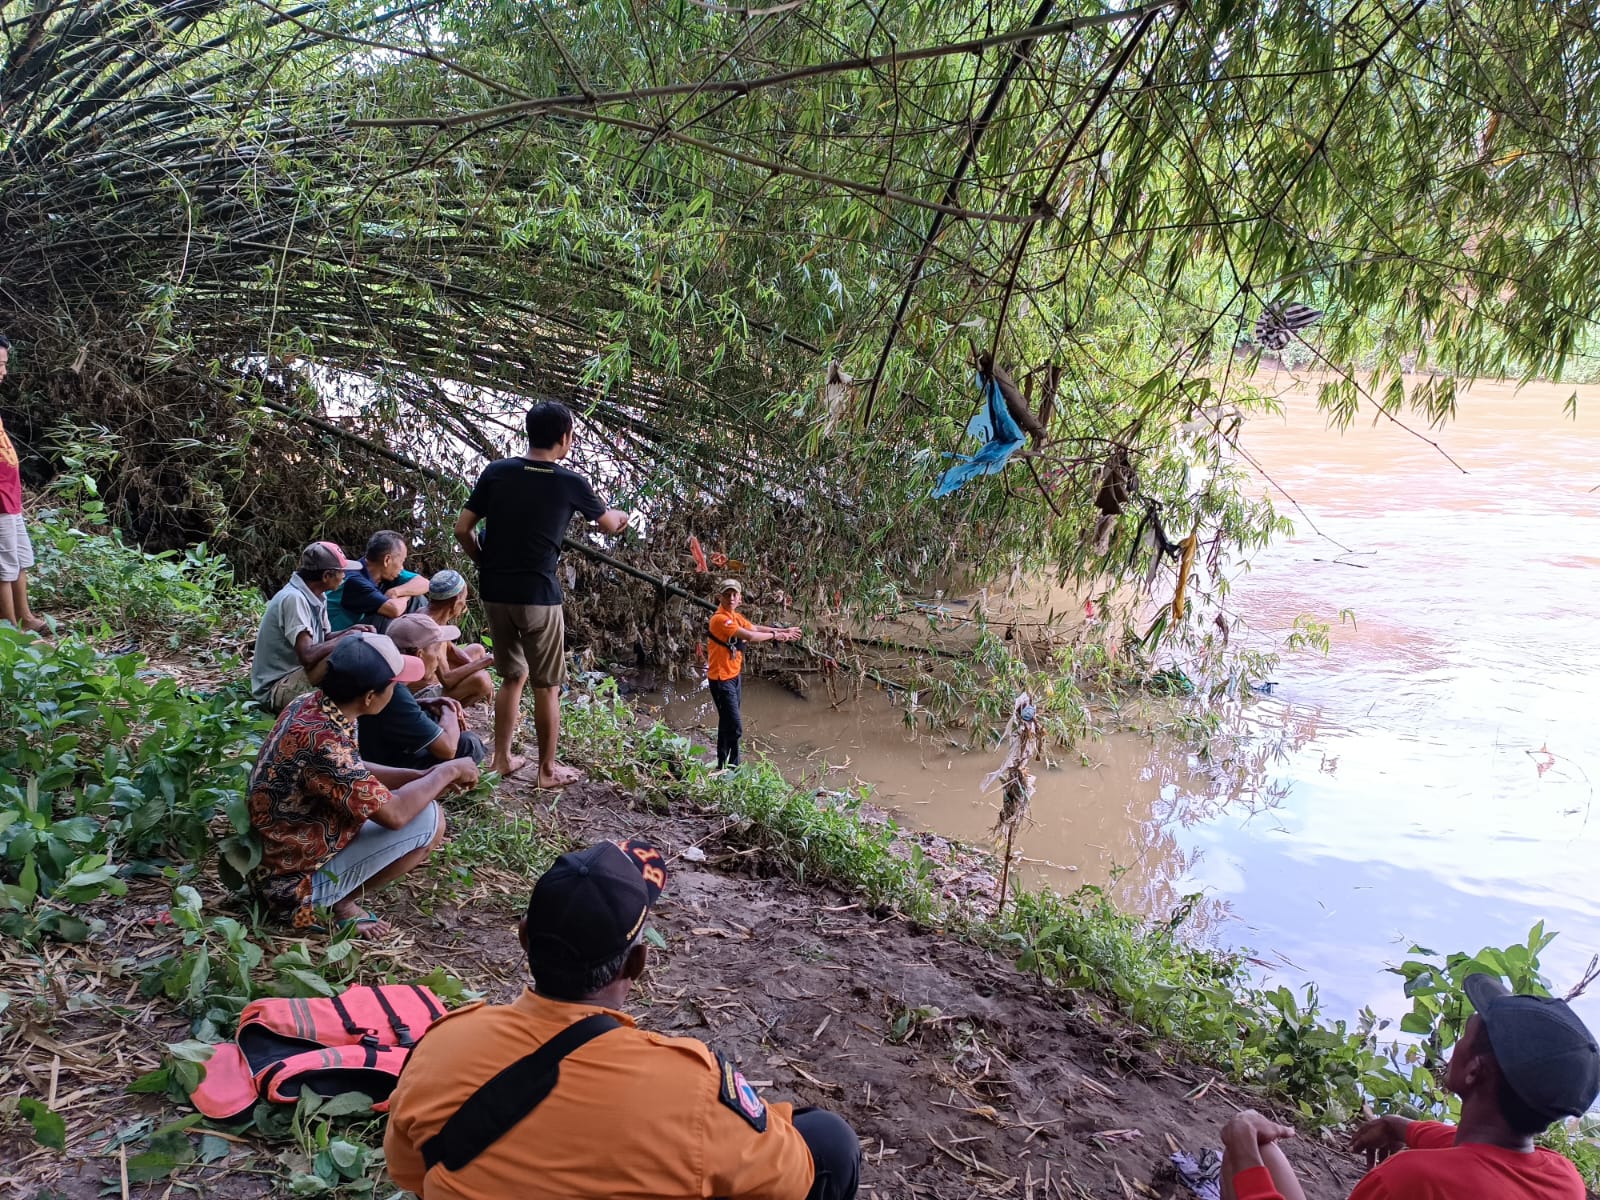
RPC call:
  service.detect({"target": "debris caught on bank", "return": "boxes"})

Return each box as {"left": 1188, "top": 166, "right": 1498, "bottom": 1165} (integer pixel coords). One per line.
{"left": 1254, "top": 301, "right": 1323, "bottom": 351}
{"left": 983, "top": 691, "right": 1041, "bottom": 915}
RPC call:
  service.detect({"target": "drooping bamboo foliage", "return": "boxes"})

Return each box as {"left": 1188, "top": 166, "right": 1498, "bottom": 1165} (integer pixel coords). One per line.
{"left": 4, "top": 1, "right": 1599, "bottom": 639}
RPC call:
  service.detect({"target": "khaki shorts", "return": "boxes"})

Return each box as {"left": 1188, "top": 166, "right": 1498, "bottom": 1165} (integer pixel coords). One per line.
{"left": 267, "top": 667, "right": 313, "bottom": 713}
{"left": 485, "top": 602, "right": 565, "bottom": 688}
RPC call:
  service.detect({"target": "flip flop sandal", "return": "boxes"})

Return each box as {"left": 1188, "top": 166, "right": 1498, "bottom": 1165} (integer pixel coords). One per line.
{"left": 336, "top": 913, "right": 391, "bottom": 937}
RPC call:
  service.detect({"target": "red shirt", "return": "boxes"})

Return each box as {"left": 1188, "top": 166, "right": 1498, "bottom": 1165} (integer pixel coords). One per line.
{"left": 0, "top": 416, "right": 22, "bottom": 515}
{"left": 1233, "top": 1122, "right": 1584, "bottom": 1200}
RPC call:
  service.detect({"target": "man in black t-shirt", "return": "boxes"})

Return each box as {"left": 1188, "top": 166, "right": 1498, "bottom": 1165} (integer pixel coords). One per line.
{"left": 454, "top": 401, "right": 628, "bottom": 786}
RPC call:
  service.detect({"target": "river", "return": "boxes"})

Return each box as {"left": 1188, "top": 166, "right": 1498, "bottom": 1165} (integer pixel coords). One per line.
{"left": 647, "top": 374, "right": 1600, "bottom": 1030}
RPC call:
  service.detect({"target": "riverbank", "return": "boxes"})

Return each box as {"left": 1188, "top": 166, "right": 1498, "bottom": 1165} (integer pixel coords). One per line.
{"left": 0, "top": 696, "right": 1363, "bottom": 1200}
{"left": 3, "top": 511, "right": 1596, "bottom": 1197}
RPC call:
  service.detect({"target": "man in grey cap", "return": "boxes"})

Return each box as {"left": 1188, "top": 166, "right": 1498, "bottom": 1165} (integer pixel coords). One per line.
{"left": 1218, "top": 973, "right": 1600, "bottom": 1200}
{"left": 250, "top": 541, "right": 374, "bottom": 712}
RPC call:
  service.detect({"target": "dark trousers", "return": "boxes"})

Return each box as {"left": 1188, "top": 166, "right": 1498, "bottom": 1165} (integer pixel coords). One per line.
{"left": 456, "top": 729, "right": 487, "bottom": 764}
{"left": 795, "top": 1108, "right": 861, "bottom": 1200}
{"left": 708, "top": 675, "right": 742, "bottom": 769}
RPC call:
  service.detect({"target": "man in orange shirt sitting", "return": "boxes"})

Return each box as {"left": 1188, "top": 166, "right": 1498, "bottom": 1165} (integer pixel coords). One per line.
{"left": 384, "top": 837, "right": 860, "bottom": 1200}
{"left": 1220, "top": 973, "right": 1600, "bottom": 1200}
{"left": 707, "top": 578, "right": 800, "bottom": 772}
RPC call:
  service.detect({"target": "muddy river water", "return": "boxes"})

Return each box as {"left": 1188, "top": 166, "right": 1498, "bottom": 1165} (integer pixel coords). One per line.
{"left": 648, "top": 374, "right": 1600, "bottom": 1028}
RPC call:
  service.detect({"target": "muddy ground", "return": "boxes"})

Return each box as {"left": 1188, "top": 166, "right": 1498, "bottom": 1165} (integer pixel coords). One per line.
{"left": 0, "top": 763, "right": 1376, "bottom": 1200}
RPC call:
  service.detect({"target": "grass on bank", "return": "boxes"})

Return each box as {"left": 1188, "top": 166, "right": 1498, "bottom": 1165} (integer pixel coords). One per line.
{"left": 3, "top": 507, "right": 1599, "bottom": 1192}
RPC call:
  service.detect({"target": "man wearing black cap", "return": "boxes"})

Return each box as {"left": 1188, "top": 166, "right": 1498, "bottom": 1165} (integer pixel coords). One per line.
{"left": 248, "top": 634, "right": 478, "bottom": 937}
{"left": 1220, "top": 973, "right": 1600, "bottom": 1199}
{"left": 385, "top": 839, "right": 862, "bottom": 1200}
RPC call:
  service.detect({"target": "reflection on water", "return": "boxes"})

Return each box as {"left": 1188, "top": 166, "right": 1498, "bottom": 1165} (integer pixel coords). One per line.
{"left": 647, "top": 375, "right": 1600, "bottom": 1030}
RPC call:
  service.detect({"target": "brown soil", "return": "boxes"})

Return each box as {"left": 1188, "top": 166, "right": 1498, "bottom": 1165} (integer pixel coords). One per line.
{"left": 2, "top": 772, "right": 1366, "bottom": 1200}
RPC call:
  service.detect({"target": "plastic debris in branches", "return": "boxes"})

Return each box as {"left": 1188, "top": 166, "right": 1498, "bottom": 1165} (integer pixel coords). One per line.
{"left": 932, "top": 369, "right": 1028, "bottom": 497}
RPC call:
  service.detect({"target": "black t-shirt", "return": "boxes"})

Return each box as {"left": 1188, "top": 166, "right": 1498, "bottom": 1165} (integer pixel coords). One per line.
{"left": 464, "top": 457, "right": 606, "bottom": 605}
{"left": 357, "top": 684, "right": 442, "bottom": 771}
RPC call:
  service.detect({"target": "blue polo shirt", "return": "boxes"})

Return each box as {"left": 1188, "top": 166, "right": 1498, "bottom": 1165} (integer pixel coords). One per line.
{"left": 330, "top": 568, "right": 418, "bottom": 632}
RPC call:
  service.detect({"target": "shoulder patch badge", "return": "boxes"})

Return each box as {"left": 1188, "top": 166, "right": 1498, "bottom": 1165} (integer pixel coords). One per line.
{"left": 716, "top": 1052, "right": 768, "bottom": 1132}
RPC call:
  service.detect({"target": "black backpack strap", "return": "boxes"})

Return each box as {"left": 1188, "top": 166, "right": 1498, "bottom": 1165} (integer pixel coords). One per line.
{"left": 410, "top": 985, "right": 444, "bottom": 1022}
{"left": 420, "top": 1013, "right": 621, "bottom": 1173}
{"left": 329, "top": 992, "right": 368, "bottom": 1040}
{"left": 707, "top": 623, "right": 745, "bottom": 653}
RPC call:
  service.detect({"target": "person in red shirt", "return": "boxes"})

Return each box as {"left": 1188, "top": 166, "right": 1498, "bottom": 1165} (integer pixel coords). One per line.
{"left": 0, "top": 334, "right": 50, "bottom": 633}
{"left": 706, "top": 578, "right": 800, "bottom": 771}
{"left": 1221, "top": 974, "right": 1600, "bottom": 1200}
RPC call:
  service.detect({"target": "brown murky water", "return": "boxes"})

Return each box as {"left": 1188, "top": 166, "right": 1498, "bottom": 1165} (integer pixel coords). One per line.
{"left": 648, "top": 374, "right": 1600, "bottom": 1025}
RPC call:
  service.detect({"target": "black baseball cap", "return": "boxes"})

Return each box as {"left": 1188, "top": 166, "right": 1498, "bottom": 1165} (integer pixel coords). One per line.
{"left": 324, "top": 633, "right": 425, "bottom": 693}
{"left": 1464, "top": 973, "right": 1600, "bottom": 1120}
{"left": 524, "top": 839, "right": 668, "bottom": 975}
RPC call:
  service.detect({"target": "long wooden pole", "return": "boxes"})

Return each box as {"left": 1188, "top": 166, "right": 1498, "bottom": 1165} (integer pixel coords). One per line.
{"left": 996, "top": 819, "right": 1018, "bottom": 917}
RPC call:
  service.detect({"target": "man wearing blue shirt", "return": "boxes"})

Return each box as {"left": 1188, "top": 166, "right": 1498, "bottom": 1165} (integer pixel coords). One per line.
{"left": 336, "top": 531, "right": 430, "bottom": 632}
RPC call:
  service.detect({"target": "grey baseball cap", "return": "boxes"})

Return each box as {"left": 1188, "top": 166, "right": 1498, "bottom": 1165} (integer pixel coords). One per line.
{"left": 1463, "top": 973, "right": 1600, "bottom": 1121}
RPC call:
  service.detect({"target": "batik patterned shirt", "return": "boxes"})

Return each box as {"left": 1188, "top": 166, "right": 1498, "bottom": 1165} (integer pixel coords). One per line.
{"left": 247, "top": 690, "right": 390, "bottom": 926}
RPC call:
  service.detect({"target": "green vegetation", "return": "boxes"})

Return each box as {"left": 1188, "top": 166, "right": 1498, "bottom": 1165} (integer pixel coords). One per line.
{"left": 0, "top": 619, "right": 269, "bottom": 943}
{"left": 2, "top": 453, "right": 1597, "bottom": 1192}
{"left": 562, "top": 677, "right": 1600, "bottom": 1180}
{"left": 10, "top": 0, "right": 1600, "bottom": 669}
{"left": 13, "top": 1, "right": 1600, "bottom": 1192}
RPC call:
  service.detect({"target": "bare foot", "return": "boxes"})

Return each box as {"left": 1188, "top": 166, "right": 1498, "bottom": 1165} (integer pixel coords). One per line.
{"left": 486, "top": 753, "right": 529, "bottom": 778}
{"left": 537, "top": 761, "right": 584, "bottom": 789}
{"left": 331, "top": 902, "right": 393, "bottom": 939}
{"left": 20, "top": 617, "right": 49, "bottom": 635}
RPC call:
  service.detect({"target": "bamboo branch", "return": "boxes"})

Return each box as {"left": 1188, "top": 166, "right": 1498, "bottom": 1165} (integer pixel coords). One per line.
{"left": 349, "top": 1, "right": 1180, "bottom": 130}
{"left": 858, "top": 0, "right": 1065, "bottom": 428}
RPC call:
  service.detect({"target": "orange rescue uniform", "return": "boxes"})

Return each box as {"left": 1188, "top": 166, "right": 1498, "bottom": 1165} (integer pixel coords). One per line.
{"left": 707, "top": 609, "right": 754, "bottom": 681}
{"left": 385, "top": 989, "right": 815, "bottom": 1200}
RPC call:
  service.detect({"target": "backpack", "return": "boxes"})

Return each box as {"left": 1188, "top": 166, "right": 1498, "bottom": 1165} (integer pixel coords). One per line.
{"left": 189, "top": 983, "right": 446, "bottom": 1121}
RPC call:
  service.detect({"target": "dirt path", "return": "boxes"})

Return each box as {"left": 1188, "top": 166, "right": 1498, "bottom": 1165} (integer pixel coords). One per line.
{"left": 448, "top": 777, "right": 1364, "bottom": 1200}
{"left": 1, "top": 774, "right": 1365, "bottom": 1200}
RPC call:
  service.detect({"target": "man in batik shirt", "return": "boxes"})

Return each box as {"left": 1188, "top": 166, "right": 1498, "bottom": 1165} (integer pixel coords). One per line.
{"left": 248, "top": 633, "right": 477, "bottom": 937}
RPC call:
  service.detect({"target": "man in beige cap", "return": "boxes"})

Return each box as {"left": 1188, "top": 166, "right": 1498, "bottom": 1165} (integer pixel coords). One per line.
{"left": 706, "top": 579, "right": 800, "bottom": 771}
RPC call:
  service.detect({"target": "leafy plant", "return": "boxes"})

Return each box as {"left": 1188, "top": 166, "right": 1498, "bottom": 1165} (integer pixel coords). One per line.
{"left": 29, "top": 502, "right": 260, "bottom": 643}
{"left": 0, "top": 625, "right": 270, "bottom": 944}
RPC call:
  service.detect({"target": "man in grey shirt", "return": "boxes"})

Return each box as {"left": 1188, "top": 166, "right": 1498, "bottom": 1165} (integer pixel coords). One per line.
{"left": 250, "top": 542, "right": 373, "bottom": 712}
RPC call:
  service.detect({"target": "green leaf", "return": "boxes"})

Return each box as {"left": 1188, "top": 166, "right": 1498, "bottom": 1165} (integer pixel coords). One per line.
{"left": 127, "top": 1066, "right": 174, "bottom": 1095}
{"left": 309, "top": 1091, "right": 375, "bottom": 1118}
{"left": 1399, "top": 1010, "right": 1435, "bottom": 1035}
{"left": 17, "top": 1098, "right": 67, "bottom": 1150}
{"left": 125, "top": 1149, "right": 183, "bottom": 1183}
{"left": 277, "top": 967, "right": 337, "bottom": 998}
{"left": 167, "top": 1039, "right": 218, "bottom": 1063}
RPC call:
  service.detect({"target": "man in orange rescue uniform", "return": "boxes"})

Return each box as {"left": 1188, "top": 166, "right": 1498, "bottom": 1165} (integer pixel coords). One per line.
{"left": 707, "top": 578, "right": 800, "bottom": 772}
{"left": 1219, "top": 973, "right": 1600, "bottom": 1200}
{"left": 384, "top": 837, "right": 861, "bottom": 1200}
